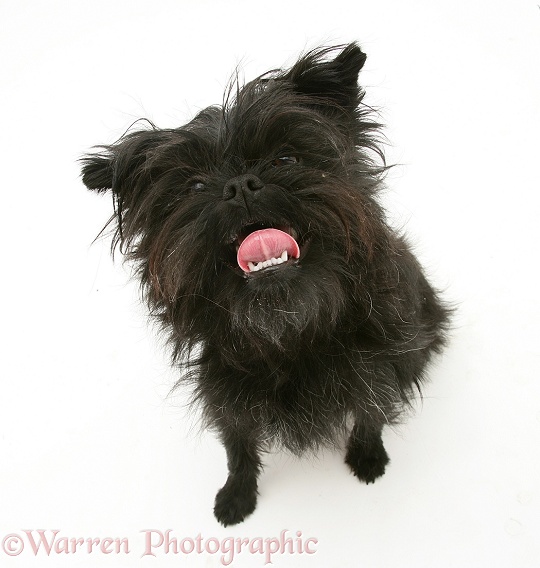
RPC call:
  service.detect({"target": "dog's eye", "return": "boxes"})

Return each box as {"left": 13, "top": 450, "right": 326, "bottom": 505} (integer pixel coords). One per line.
{"left": 271, "top": 156, "right": 299, "bottom": 168}
{"left": 189, "top": 181, "right": 206, "bottom": 192}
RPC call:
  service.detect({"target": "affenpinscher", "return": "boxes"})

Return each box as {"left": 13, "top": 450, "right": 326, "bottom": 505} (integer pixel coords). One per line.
{"left": 82, "top": 43, "right": 449, "bottom": 525}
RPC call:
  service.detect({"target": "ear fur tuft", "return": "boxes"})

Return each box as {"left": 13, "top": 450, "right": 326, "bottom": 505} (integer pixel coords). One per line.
{"left": 81, "top": 153, "right": 114, "bottom": 192}
{"left": 285, "top": 42, "right": 367, "bottom": 108}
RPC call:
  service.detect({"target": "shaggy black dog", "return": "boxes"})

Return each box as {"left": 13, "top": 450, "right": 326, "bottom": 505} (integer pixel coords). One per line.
{"left": 82, "top": 43, "right": 450, "bottom": 525}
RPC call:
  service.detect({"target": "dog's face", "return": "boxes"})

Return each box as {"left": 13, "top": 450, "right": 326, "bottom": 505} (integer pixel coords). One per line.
{"left": 82, "top": 44, "right": 387, "bottom": 356}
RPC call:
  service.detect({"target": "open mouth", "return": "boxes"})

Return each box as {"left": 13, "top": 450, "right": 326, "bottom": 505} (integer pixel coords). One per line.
{"left": 234, "top": 223, "right": 301, "bottom": 274}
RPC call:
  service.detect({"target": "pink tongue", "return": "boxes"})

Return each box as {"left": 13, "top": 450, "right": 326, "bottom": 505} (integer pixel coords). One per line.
{"left": 237, "top": 228, "right": 300, "bottom": 273}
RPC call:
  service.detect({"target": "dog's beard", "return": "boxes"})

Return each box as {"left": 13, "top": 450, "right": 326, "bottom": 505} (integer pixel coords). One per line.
{"left": 217, "top": 248, "right": 347, "bottom": 356}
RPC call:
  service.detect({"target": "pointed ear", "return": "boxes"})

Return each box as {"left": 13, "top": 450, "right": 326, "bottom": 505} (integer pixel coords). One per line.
{"left": 285, "top": 43, "right": 367, "bottom": 108}
{"left": 81, "top": 153, "right": 114, "bottom": 192}
{"left": 80, "top": 127, "right": 165, "bottom": 195}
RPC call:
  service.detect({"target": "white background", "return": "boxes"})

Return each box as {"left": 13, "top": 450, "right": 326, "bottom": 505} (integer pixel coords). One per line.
{"left": 1, "top": 0, "right": 539, "bottom": 566}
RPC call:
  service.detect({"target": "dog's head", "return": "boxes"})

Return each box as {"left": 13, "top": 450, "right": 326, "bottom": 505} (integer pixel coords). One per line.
{"left": 82, "top": 43, "right": 389, "bottom": 357}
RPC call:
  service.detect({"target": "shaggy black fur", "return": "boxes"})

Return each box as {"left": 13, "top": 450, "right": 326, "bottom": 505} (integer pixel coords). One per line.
{"left": 81, "top": 43, "right": 450, "bottom": 526}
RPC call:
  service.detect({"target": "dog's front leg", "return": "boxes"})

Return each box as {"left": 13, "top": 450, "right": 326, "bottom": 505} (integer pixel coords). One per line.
{"left": 214, "top": 427, "right": 262, "bottom": 526}
{"left": 345, "top": 418, "right": 389, "bottom": 484}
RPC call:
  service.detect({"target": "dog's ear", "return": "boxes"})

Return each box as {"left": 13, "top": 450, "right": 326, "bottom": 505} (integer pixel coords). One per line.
{"left": 81, "top": 154, "right": 114, "bottom": 192}
{"left": 81, "top": 127, "right": 165, "bottom": 195}
{"left": 285, "top": 43, "right": 366, "bottom": 109}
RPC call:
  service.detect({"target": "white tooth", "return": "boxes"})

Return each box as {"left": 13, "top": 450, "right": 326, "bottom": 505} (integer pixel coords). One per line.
{"left": 248, "top": 256, "right": 290, "bottom": 272}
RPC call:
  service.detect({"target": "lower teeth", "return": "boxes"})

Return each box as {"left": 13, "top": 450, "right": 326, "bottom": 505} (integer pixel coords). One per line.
{"left": 248, "top": 251, "right": 288, "bottom": 272}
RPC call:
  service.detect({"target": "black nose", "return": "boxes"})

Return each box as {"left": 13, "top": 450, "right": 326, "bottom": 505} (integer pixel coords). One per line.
{"left": 223, "top": 174, "right": 264, "bottom": 201}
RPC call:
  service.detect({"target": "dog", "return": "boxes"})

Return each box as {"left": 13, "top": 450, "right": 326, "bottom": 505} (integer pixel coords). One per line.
{"left": 81, "top": 43, "right": 450, "bottom": 526}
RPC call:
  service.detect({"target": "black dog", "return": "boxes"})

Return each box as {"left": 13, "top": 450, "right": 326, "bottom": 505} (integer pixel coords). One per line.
{"left": 82, "top": 43, "right": 450, "bottom": 526}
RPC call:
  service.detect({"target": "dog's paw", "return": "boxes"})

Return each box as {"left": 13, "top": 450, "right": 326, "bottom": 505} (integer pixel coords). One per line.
{"left": 345, "top": 443, "right": 389, "bottom": 484}
{"left": 214, "top": 482, "right": 257, "bottom": 526}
